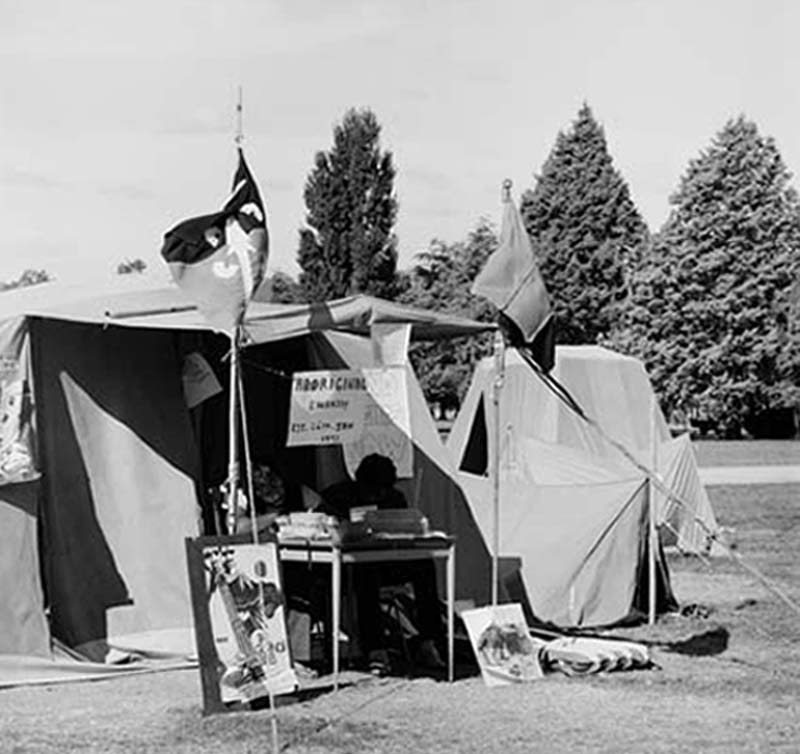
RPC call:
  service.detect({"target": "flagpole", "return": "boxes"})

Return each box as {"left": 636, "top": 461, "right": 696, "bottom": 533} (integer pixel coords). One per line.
{"left": 225, "top": 86, "right": 245, "bottom": 534}
{"left": 235, "top": 85, "right": 244, "bottom": 147}
{"left": 491, "top": 328, "right": 505, "bottom": 606}
{"left": 226, "top": 327, "right": 241, "bottom": 534}
{"left": 648, "top": 392, "right": 658, "bottom": 624}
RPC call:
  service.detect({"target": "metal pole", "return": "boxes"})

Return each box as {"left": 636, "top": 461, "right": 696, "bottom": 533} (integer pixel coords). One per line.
{"left": 491, "top": 330, "right": 505, "bottom": 606}
{"left": 648, "top": 392, "right": 658, "bottom": 625}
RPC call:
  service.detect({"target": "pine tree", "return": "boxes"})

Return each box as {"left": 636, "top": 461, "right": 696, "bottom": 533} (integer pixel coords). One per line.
{"left": 297, "top": 108, "right": 399, "bottom": 302}
{"left": 608, "top": 116, "right": 800, "bottom": 437}
{"left": 520, "top": 104, "right": 649, "bottom": 344}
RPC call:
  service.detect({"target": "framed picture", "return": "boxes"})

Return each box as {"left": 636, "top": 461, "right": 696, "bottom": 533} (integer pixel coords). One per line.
{"left": 185, "top": 533, "right": 298, "bottom": 714}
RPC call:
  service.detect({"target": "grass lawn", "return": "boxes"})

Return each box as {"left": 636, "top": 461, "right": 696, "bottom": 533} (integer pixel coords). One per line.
{"left": 1, "top": 482, "right": 798, "bottom": 753}
{"left": 692, "top": 439, "right": 799, "bottom": 467}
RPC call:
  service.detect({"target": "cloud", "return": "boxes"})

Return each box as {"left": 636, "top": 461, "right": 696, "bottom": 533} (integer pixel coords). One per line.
{"left": 96, "top": 183, "right": 156, "bottom": 201}
{"left": 401, "top": 168, "right": 454, "bottom": 192}
{"left": 0, "top": 166, "right": 64, "bottom": 190}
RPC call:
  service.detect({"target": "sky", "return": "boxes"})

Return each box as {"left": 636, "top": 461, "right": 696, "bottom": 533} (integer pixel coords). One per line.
{"left": 2, "top": 0, "right": 800, "bottom": 284}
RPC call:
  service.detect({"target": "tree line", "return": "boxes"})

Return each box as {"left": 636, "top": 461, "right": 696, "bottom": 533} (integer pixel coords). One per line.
{"left": 282, "top": 104, "right": 799, "bottom": 438}
{"left": 6, "top": 105, "right": 798, "bottom": 437}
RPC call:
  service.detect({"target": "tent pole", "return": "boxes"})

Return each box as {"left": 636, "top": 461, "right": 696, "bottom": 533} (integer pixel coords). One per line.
{"left": 491, "top": 330, "right": 505, "bottom": 606}
{"left": 226, "top": 327, "right": 240, "bottom": 534}
{"left": 648, "top": 392, "right": 658, "bottom": 625}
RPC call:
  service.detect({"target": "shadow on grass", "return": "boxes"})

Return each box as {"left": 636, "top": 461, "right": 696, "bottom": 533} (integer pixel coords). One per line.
{"left": 659, "top": 626, "right": 730, "bottom": 657}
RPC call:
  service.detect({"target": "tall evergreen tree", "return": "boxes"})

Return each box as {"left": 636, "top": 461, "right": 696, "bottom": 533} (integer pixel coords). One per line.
{"left": 297, "top": 108, "right": 399, "bottom": 302}
{"left": 608, "top": 116, "right": 800, "bottom": 437}
{"left": 520, "top": 104, "right": 649, "bottom": 344}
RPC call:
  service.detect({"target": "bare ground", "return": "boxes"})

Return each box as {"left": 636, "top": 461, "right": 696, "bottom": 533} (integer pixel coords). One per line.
{"left": 1, "top": 482, "right": 798, "bottom": 754}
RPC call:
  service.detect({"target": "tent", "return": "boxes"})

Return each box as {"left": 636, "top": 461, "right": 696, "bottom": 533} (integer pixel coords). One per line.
{"left": 446, "top": 346, "right": 717, "bottom": 627}
{"left": 0, "top": 276, "right": 494, "bottom": 684}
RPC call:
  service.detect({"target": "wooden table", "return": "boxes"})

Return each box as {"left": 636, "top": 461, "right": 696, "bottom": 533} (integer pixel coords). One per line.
{"left": 278, "top": 535, "right": 456, "bottom": 688}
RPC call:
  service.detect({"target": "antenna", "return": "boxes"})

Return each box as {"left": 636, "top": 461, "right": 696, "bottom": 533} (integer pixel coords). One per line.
{"left": 235, "top": 86, "right": 244, "bottom": 147}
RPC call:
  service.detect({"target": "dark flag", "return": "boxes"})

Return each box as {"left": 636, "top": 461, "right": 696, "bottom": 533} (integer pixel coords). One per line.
{"left": 161, "top": 149, "right": 269, "bottom": 333}
{"left": 472, "top": 184, "right": 555, "bottom": 371}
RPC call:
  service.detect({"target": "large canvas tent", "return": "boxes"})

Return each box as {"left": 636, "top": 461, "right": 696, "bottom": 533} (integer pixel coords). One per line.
{"left": 0, "top": 277, "right": 494, "bottom": 684}
{"left": 446, "top": 346, "right": 716, "bottom": 626}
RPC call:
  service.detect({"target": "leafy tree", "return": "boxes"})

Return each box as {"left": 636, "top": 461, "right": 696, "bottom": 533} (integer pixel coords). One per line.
{"left": 297, "top": 108, "right": 399, "bottom": 302}
{"left": 608, "top": 116, "right": 800, "bottom": 438}
{"left": 264, "top": 271, "right": 303, "bottom": 304}
{"left": 520, "top": 104, "right": 649, "bottom": 344}
{"left": 117, "top": 258, "right": 147, "bottom": 274}
{"left": 1, "top": 269, "right": 51, "bottom": 291}
{"left": 400, "top": 220, "right": 498, "bottom": 409}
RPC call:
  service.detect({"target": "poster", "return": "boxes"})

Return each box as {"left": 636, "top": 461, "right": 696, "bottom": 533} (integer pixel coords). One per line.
{"left": 461, "top": 603, "right": 545, "bottom": 687}
{"left": 0, "top": 318, "right": 38, "bottom": 486}
{"left": 287, "top": 368, "right": 413, "bottom": 478}
{"left": 186, "top": 536, "right": 297, "bottom": 713}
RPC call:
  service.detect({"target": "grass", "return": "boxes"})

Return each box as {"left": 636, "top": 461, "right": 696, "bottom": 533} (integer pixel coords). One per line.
{"left": 692, "top": 439, "right": 799, "bottom": 467}
{"left": 1, "top": 471, "right": 799, "bottom": 751}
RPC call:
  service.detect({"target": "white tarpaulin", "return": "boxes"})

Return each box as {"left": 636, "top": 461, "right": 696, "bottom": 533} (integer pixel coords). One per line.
{"left": 288, "top": 368, "right": 413, "bottom": 478}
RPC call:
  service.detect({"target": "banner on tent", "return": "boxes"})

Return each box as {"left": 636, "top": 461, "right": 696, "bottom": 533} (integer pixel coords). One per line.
{"left": 182, "top": 352, "right": 223, "bottom": 409}
{"left": 0, "top": 318, "right": 38, "bottom": 486}
{"left": 288, "top": 368, "right": 412, "bottom": 477}
{"left": 185, "top": 535, "right": 297, "bottom": 714}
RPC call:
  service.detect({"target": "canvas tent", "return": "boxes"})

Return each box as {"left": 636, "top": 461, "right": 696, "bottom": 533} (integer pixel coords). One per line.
{"left": 446, "top": 346, "right": 716, "bottom": 627}
{"left": 0, "top": 276, "right": 494, "bottom": 685}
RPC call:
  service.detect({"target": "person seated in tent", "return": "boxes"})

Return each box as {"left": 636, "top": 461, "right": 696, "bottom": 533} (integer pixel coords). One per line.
{"left": 320, "top": 453, "right": 445, "bottom": 675}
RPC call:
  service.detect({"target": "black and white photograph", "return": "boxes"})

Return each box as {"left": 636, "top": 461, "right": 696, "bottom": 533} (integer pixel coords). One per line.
{"left": 0, "top": 1, "right": 798, "bottom": 752}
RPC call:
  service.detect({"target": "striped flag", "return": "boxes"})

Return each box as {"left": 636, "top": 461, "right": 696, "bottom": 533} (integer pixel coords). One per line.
{"left": 161, "top": 149, "right": 269, "bottom": 333}
{"left": 472, "top": 188, "right": 555, "bottom": 370}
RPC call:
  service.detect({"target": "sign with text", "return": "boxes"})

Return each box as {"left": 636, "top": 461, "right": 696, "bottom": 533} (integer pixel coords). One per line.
{"left": 287, "top": 368, "right": 413, "bottom": 477}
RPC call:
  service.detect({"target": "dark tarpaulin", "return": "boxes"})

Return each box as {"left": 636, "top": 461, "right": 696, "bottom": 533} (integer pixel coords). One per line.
{"left": 31, "top": 319, "right": 201, "bottom": 658}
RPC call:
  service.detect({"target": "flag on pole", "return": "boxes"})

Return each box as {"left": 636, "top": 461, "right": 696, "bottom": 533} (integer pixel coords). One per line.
{"left": 161, "top": 149, "right": 269, "bottom": 333}
{"left": 472, "top": 182, "right": 555, "bottom": 371}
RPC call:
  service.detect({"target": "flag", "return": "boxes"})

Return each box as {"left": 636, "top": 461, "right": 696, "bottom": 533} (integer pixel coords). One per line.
{"left": 472, "top": 188, "right": 555, "bottom": 370}
{"left": 161, "top": 149, "right": 269, "bottom": 333}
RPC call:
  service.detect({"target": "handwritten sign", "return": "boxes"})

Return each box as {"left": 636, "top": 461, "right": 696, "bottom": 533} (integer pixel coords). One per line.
{"left": 287, "top": 370, "right": 367, "bottom": 445}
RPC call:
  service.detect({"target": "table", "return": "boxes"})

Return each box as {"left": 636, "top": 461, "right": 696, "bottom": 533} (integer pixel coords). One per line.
{"left": 278, "top": 535, "right": 455, "bottom": 688}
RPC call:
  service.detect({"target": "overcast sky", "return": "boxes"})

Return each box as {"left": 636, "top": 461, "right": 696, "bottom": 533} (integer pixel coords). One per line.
{"left": 2, "top": 0, "right": 799, "bottom": 283}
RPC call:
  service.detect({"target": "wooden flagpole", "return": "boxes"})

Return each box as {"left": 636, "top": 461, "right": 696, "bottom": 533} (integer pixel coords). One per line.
{"left": 232, "top": 87, "right": 280, "bottom": 752}
{"left": 491, "top": 329, "right": 505, "bottom": 606}
{"left": 226, "top": 327, "right": 241, "bottom": 534}
{"left": 490, "top": 180, "right": 512, "bottom": 606}
{"left": 235, "top": 85, "right": 244, "bottom": 147}
{"left": 225, "top": 86, "right": 245, "bottom": 534}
